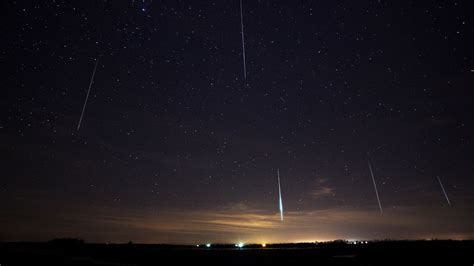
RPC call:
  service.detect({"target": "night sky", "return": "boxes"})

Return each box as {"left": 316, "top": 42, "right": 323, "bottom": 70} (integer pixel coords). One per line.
{"left": 1, "top": 0, "right": 473, "bottom": 244}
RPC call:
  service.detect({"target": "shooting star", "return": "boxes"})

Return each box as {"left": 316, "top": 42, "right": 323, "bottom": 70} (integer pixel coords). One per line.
{"left": 437, "top": 176, "right": 451, "bottom": 206}
{"left": 239, "top": 0, "right": 247, "bottom": 80}
{"left": 367, "top": 159, "right": 383, "bottom": 214}
{"left": 77, "top": 58, "right": 99, "bottom": 131}
{"left": 277, "top": 168, "right": 284, "bottom": 221}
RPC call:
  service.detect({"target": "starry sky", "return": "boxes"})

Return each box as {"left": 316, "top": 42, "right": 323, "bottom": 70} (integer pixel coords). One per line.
{"left": 1, "top": 0, "right": 473, "bottom": 244}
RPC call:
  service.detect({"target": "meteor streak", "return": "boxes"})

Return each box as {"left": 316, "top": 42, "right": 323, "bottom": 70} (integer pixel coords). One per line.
{"left": 77, "top": 58, "right": 99, "bottom": 131}
{"left": 239, "top": 0, "right": 247, "bottom": 80}
{"left": 437, "top": 176, "right": 451, "bottom": 206}
{"left": 277, "top": 168, "right": 284, "bottom": 221}
{"left": 367, "top": 159, "right": 383, "bottom": 214}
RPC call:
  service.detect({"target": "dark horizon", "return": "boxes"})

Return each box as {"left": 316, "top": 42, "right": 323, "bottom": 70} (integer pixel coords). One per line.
{"left": 5, "top": 238, "right": 474, "bottom": 246}
{"left": 3, "top": 239, "right": 473, "bottom": 265}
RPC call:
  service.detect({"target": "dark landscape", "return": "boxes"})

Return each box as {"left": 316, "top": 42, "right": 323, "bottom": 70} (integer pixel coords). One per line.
{"left": 2, "top": 240, "right": 473, "bottom": 265}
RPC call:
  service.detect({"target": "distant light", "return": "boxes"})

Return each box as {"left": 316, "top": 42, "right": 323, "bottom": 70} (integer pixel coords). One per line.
{"left": 206, "top": 243, "right": 211, "bottom": 248}
{"left": 261, "top": 243, "right": 266, "bottom": 248}
{"left": 353, "top": 241, "right": 357, "bottom": 245}
{"left": 236, "top": 242, "right": 244, "bottom": 248}
{"left": 142, "top": 8, "right": 146, "bottom": 12}
{"left": 364, "top": 241, "right": 368, "bottom": 244}
{"left": 196, "top": 244, "right": 200, "bottom": 247}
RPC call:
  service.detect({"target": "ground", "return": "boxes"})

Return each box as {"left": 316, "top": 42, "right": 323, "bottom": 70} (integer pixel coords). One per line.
{"left": 1, "top": 240, "right": 472, "bottom": 265}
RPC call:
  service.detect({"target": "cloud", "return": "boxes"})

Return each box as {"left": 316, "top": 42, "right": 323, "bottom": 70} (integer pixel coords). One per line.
{"left": 309, "top": 178, "right": 335, "bottom": 199}
{"left": 67, "top": 202, "right": 474, "bottom": 243}
{"left": 1, "top": 197, "right": 473, "bottom": 243}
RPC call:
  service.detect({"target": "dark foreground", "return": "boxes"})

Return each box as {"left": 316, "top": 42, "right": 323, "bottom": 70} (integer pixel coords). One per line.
{"left": 1, "top": 240, "right": 473, "bottom": 265}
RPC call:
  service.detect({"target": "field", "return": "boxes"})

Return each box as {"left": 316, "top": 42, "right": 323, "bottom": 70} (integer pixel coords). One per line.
{"left": 1, "top": 240, "right": 472, "bottom": 265}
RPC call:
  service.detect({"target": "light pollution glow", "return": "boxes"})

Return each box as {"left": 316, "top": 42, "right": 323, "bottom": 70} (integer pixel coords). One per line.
{"left": 1, "top": 199, "right": 473, "bottom": 243}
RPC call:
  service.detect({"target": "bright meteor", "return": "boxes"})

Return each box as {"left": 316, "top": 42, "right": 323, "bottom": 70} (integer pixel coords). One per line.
{"left": 77, "top": 58, "right": 99, "bottom": 131}
{"left": 239, "top": 0, "right": 247, "bottom": 80}
{"left": 277, "top": 168, "right": 284, "bottom": 221}
{"left": 367, "top": 158, "right": 383, "bottom": 214}
{"left": 437, "top": 176, "right": 451, "bottom": 206}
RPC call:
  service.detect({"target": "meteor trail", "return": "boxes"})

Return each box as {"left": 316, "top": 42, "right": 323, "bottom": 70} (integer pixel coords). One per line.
{"left": 367, "top": 159, "right": 383, "bottom": 214}
{"left": 239, "top": 0, "right": 247, "bottom": 80}
{"left": 77, "top": 58, "right": 99, "bottom": 131}
{"left": 277, "top": 168, "right": 284, "bottom": 221}
{"left": 437, "top": 176, "right": 451, "bottom": 206}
